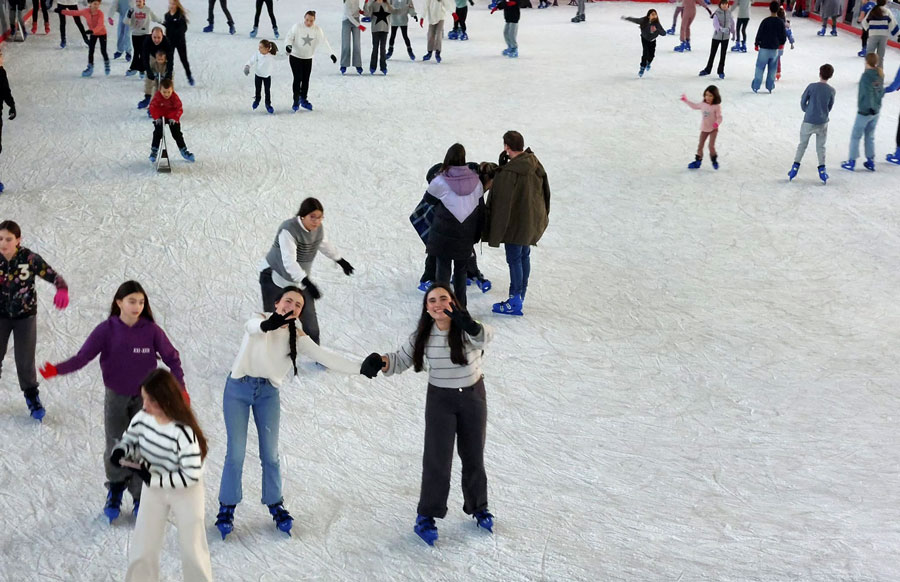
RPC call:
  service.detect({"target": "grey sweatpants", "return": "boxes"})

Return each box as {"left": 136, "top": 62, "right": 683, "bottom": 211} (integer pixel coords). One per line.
{"left": 341, "top": 19, "right": 362, "bottom": 68}
{"left": 105, "top": 388, "right": 145, "bottom": 501}
{"left": 426, "top": 21, "right": 443, "bottom": 53}
{"left": 259, "top": 269, "right": 321, "bottom": 345}
{"left": 503, "top": 22, "right": 518, "bottom": 50}
{"left": 866, "top": 36, "right": 887, "bottom": 67}
{"left": 576, "top": 0, "right": 585, "bottom": 17}
{"left": 794, "top": 121, "right": 828, "bottom": 166}
{"left": 0, "top": 315, "right": 39, "bottom": 398}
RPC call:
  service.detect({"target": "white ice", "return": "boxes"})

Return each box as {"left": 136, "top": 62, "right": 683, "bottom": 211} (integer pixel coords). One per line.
{"left": 1, "top": 0, "right": 900, "bottom": 580}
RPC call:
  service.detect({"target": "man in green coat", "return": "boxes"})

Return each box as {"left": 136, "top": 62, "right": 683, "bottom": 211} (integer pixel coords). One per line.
{"left": 485, "top": 130, "right": 550, "bottom": 316}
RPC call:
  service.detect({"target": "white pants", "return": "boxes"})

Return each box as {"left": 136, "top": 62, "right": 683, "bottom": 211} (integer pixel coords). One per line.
{"left": 125, "top": 480, "right": 213, "bottom": 582}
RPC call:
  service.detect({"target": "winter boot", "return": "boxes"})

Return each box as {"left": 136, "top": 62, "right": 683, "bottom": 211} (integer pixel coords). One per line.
{"left": 215, "top": 504, "right": 236, "bottom": 539}
{"left": 25, "top": 393, "right": 45, "bottom": 420}
{"left": 385, "top": 46, "right": 393, "bottom": 59}
{"left": 492, "top": 294, "right": 523, "bottom": 316}
{"left": 818, "top": 165, "right": 828, "bottom": 184}
{"left": 688, "top": 155, "right": 702, "bottom": 169}
{"left": 473, "top": 509, "right": 494, "bottom": 533}
{"left": 423, "top": 51, "right": 432, "bottom": 61}
{"left": 817, "top": 25, "right": 826, "bottom": 36}
{"left": 252, "top": 99, "right": 260, "bottom": 110}
{"left": 250, "top": 26, "right": 257, "bottom": 38}
{"left": 179, "top": 148, "right": 195, "bottom": 162}
{"left": 268, "top": 502, "right": 293, "bottom": 535}
{"left": 104, "top": 482, "right": 127, "bottom": 523}
{"left": 863, "top": 157, "right": 875, "bottom": 171}
{"left": 841, "top": 159, "right": 855, "bottom": 171}
{"left": 639, "top": 66, "right": 645, "bottom": 77}
{"left": 81, "top": 64, "right": 94, "bottom": 77}
{"left": 408, "top": 47, "right": 415, "bottom": 60}
{"left": 886, "top": 148, "right": 900, "bottom": 164}
{"left": 414, "top": 514, "right": 438, "bottom": 546}
{"left": 104, "top": 60, "right": 110, "bottom": 75}
{"left": 788, "top": 162, "right": 800, "bottom": 181}
{"left": 137, "top": 94, "right": 151, "bottom": 108}
{"left": 202, "top": 23, "right": 213, "bottom": 32}
{"left": 149, "top": 146, "right": 159, "bottom": 162}
{"left": 711, "top": 155, "right": 719, "bottom": 170}
{"left": 273, "top": 26, "right": 279, "bottom": 38}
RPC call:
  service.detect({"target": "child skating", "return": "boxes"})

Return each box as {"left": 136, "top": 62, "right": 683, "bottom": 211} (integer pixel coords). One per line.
{"left": 251, "top": 0, "right": 278, "bottom": 38}
{"left": 421, "top": 0, "right": 453, "bottom": 62}
{"left": 775, "top": 6, "right": 794, "bottom": 81}
{"left": 885, "top": 63, "right": 900, "bottom": 163}
{"left": 341, "top": 0, "right": 365, "bottom": 74}
{"left": 30, "top": 0, "right": 51, "bottom": 35}
{"left": 861, "top": 0, "right": 898, "bottom": 67}
{"left": 857, "top": 0, "right": 876, "bottom": 57}
{"left": 364, "top": 0, "right": 392, "bottom": 73}
{"left": 674, "top": 0, "right": 712, "bottom": 52}
{"left": 387, "top": 0, "right": 417, "bottom": 60}
{"left": 491, "top": 0, "right": 520, "bottom": 58}
{"left": 680, "top": 85, "right": 723, "bottom": 170}
{"left": 699, "top": 0, "right": 734, "bottom": 79}
{"left": 731, "top": 0, "right": 750, "bottom": 52}
{"left": 149, "top": 79, "right": 194, "bottom": 162}
{"left": 622, "top": 10, "right": 666, "bottom": 77}
{"left": 126, "top": 0, "right": 161, "bottom": 78}
{"left": 110, "top": 0, "right": 132, "bottom": 61}
{"left": 449, "top": 0, "right": 473, "bottom": 39}
{"left": 244, "top": 39, "right": 277, "bottom": 113}
{"left": 61, "top": 0, "right": 115, "bottom": 76}
{"left": 841, "top": 53, "right": 885, "bottom": 171}
{"left": 0, "top": 220, "right": 68, "bottom": 421}
{"left": 163, "top": 0, "right": 193, "bottom": 85}
{"left": 788, "top": 63, "right": 835, "bottom": 184}
{"left": 284, "top": 10, "right": 336, "bottom": 111}
{"left": 55, "top": 0, "right": 90, "bottom": 48}
{"left": 817, "top": 0, "right": 841, "bottom": 35}
{"left": 0, "top": 50, "right": 14, "bottom": 192}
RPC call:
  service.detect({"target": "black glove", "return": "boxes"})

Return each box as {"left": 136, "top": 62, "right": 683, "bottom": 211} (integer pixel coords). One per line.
{"left": 260, "top": 310, "right": 294, "bottom": 332}
{"left": 153, "top": 118, "right": 163, "bottom": 126}
{"left": 468, "top": 0, "right": 474, "bottom": 4}
{"left": 360, "top": 353, "right": 383, "bottom": 378}
{"left": 330, "top": 54, "right": 337, "bottom": 63}
{"left": 443, "top": 307, "right": 481, "bottom": 336}
{"left": 110, "top": 448, "right": 125, "bottom": 468}
{"left": 286, "top": 44, "right": 292, "bottom": 53}
{"left": 498, "top": 150, "right": 510, "bottom": 166}
{"left": 133, "top": 466, "right": 152, "bottom": 485}
{"left": 7, "top": 109, "right": 15, "bottom": 121}
{"left": 127, "top": 8, "right": 133, "bottom": 17}
{"left": 302, "top": 277, "right": 321, "bottom": 300}
{"left": 336, "top": 258, "right": 354, "bottom": 276}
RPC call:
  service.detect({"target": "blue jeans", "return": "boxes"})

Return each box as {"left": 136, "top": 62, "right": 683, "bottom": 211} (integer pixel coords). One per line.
{"left": 848, "top": 113, "right": 880, "bottom": 160}
{"left": 218, "top": 375, "right": 282, "bottom": 506}
{"left": 116, "top": 15, "right": 132, "bottom": 54}
{"left": 505, "top": 244, "right": 531, "bottom": 298}
{"left": 751, "top": 48, "right": 778, "bottom": 93}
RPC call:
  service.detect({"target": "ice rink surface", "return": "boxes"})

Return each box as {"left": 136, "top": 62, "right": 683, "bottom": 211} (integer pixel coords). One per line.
{"left": 1, "top": 0, "right": 900, "bottom": 580}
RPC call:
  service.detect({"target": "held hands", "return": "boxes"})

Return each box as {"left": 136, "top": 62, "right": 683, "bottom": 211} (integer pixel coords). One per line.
{"left": 53, "top": 287, "right": 69, "bottom": 309}
{"left": 39, "top": 362, "right": 58, "bottom": 379}
{"left": 331, "top": 54, "right": 337, "bottom": 63}
{"left": 301, "top": 277, "right": 321, "bottom": 300}
{"left": 8, "top": 108, "right": 15, "bottom": 121}
{"left": 260, "top": 310, "right": 295, "bottom": 332}
{"left": 360, "top": 353, "right": 383, "bottom": 378}
{"left": 336, "top": 258, "right": 354, "bottom": 276}
{"left": 243, "top": 64, "right": 250, "bottom": 76}
{"left": 443, "top": 306, "right": 482, "bottom": 336}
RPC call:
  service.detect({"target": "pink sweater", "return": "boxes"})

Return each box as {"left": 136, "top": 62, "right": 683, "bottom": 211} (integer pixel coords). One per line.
{"left": 60, "top": 8, "right": 109, "bottom": 35}
{"left": 684, "top": 98, "right": 723, "bottom": 132}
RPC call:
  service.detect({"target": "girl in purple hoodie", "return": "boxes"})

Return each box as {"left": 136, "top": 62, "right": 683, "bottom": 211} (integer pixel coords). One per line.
{"left": 39, "top": 280, "right": 186, "bottom": 523}
{"left": 425, "top": 143, "right": 484, "bottom": 308}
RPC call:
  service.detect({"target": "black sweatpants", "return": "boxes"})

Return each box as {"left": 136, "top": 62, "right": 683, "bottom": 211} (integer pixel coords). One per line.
{"left": 0, "top": 315, "right": 40, "bottom": 399}
{"left": 370, "top": 30, "right": 388, "bottom": 71}
{"left": 435, "top": 255, "right": 468, "bottom": 308}
{"left": 57, "top": 3, "right": 88, "bottom": 44}
{"left": 207, "top": 0, "right": 233, "bottom": 26}
{"left": 289, "top": 56, "right": 312, "bottom": 101}
{"left": 640, "top": 37, "right": 656, "bottom": 68}
{"left": 88, "top": 34, "right": 109, "bottom": 65}
{"left": 254, "top": 75, "right": 271, "bottom": 105}
{"left": 259, "top": 268, "right": 320, "bottom": 345}
{"left": 170, "top": 34, "right": 192, "bottom": 79}
{"left": 151, "top": 120, "right": 187, "bottom": 150}
{"left": 417, "top": 380, "right": 488, "bottom": 519}
{"left": 702, "top": 38, "right": 728, "bottom": 75}
{"left": 389, "top": 25, "right": 411, "bottom": 49}
{"left": 253, "top": 0, "right": 276, "bottom": 28}
{"left": 129, "top": 34, "right": 148, "bottom": 72}
{"left": 452, "top": 6, "right": 468, "bottom": 32}
{"left": 736, "top": 17, "right": 748, "bottom": 44}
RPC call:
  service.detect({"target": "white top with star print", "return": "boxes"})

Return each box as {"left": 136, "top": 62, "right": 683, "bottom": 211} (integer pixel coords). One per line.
{"left": 285, "top": 23, "right": 335, "bottom": 60}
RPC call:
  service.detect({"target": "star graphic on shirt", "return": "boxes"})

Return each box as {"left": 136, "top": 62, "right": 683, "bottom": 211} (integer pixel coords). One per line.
{"left": 302, "top": 34, "right": 314, "bottom": 46}
{"left": 372, "top": 6, "right": 391, "bottom": 25}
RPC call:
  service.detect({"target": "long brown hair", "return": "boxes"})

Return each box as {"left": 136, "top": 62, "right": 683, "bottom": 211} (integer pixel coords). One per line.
{"left": 109, "top": 280, "right": 155, "bottom": 322}
{"left": 411, "top": 283, "right": 469, "bottom": 372}
{"left": 169, "top": 0, "right": 188, "bottom": 21}
{"left": 141, "top": 369, "right": 208, "bottom": 460}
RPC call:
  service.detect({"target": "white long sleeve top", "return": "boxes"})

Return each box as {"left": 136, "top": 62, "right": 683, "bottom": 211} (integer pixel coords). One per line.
{"left": 385, "top": 324, "right": 492, "bottom": 389}
{"left": 230, "top": 314, "right": 361, "bottom": 387}
{"left": 344, "top": 0, "right": 361, "bottom": 26}
{"left": 286, "top": 22, "right": 335, "bottom": 59}
{"left": 246, "top": 51, "right": 277, "bottom": 78}
{"left": 422, "top": 0, "right": 454, "bottom": 24}
{"left": 114, "top": 410, "right": 203, "bottom": 489}
{"left": 258, "top": 220, "right": 342, "bottom": 288}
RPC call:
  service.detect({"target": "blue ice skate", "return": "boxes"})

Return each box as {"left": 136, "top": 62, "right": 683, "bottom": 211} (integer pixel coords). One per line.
{"left": 81, "top": 64, "right": 93, "bottom": 77}
{"left": 639, "top": 66, "right": 645, "bottom": 77}
{"left": 492, "top": 294, "right": 523, "bottom": 316}
{"left": 137, "top": 95, "right": 151, "bottom": 108}
{"left": 422, "top": 51, "right": 432, "bottom": 61}
{"left": 886, "top": 148, "right": 900, "bottom": 164}
{"left": 252, "top": 99, "right": 260, "bottom": 110}
{"left": 179, "top": 148, "right": 195, "bottom": 163}
{"left": 133, "top": 500, "right": 140, "bottom": 518}
{"left": 202, "top": 23, "right": 213, "bottom": 32}
{"left": 149, "top": 146, "right": 158, "bottom": 163}
{"left": 505, "top": 49, "right": 515, "bottom": 59}
{"left": 841, "top": 159, "right": 855, "bottom": 171}
{"left": 476, "top": 278, "right": 492, "bottom": 293}
{"left": 215, "top": 504, "right": 236, "bottom": 539}
{"left": 268, "top": 502, "right": 293, "bottom": 536}
{"left": 250, "top": 26, "right": 257, "bottom": 38}
{"left": 408, "top": 47, "right": 415, "bottom": 60}
{"left": 448, "top": 29, "right": 458, "bottom": 40}
{"left": 473, "top": 509, "right": 494, "bottom": 533}
{"left": 788, "top": 162, "right": 800, "bottom": 181}
{"left": 104, "top": 483, "right": 126, "bottom": 523}
{"left": 818, "top": 165, "right": 829, "bottom": 184}
{"left": 435, "top": 51, "right": 442, "bottom": 62}
{"left": 858, "top": 48, "right": 867, "bottom": 57}
{"left": 104, "top": 60, "right": 110, "bottom": 75}
{"left": 666, "top": 26, "right": 675, "bottom": 34}
{"left": 460, "top": 32, "right": 468, "bottom": 40}
{"left": 863, "top": 158, "right": 875, "bottom": 171}
{"left": 25, "top": 394, "right": 45, "bottom": 421}
{"left": 418, "top": 280, "right": 431, "bottom": 292}
{"left": 266, "top": 105, "right": 274, "bottom": 114}
{"left": 125, "top": 69, "right": 137, "bottom": 76}
{"left": 414, "top": 515, "right": 438, "bottom": 546}
{"left": 830, "top": 28, "right": 837, "bottom": 36}
{"left": 273, "top": 26, "right": 279, "bottom": 39}
{"left": 688, "top": 157, "right": 702, "bottom": 169}
{"left": 300, "top": 99, "right": 313, "bottom": 111}
{"left": 229, "top": 24, "right": 235, "bottom": 35}
{"left": 817, "top": 26, "right": 826, "bottom": 36}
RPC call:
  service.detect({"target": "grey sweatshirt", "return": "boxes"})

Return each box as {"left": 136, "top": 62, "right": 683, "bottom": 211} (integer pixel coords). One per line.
{"left": 263, "top": 218, "right": 342, "bottom": 287}
{"left": 364, "top": 0, "right": 394, "bottom": 32}
{"left": 385, "top": 324, "right": 492, "bottom": 389}
{"left": 800, "top": 81, "right": 835, "bottom": 124}
{"left": 389, "top": 0, "right": 417, "bottom": 26}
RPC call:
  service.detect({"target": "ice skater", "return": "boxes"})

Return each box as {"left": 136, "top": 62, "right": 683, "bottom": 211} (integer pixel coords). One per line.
{"left": 774, "top": 6, "right": 795, "bottom": 81}
{"left": 0, "top": 220, "right": 68, "bottom": 421}
{"left": 127, "top": 0, "right": 161, "bottom": 78}
{"left": 817, "top": 0, "right": 841, "bottom": 35}
{"left": 251, "top": 0, "right": 278, "bottom": 38}
{"left": 681, "top": 85, "right": 723, "bottom": 170}
{"left": 667, "top": 0, "right": 683, "bottom": 34}
{"left": 39, "top": 280, "right": 185, "bottom": 522}
{"left": 751, "top": 1, "right": 786, "bottom": 93}
{"left": 0, "top": 50, "right": 14, "bottom": 193}
{"left": 341, "top": 0, "right": 365, "bottom": 74}
{"left": 622, "top": 9, "right": 667, "bottom": 77}
{"left": 8, "top": 0, "right": 27, "bottom": 40}
{"left": 491, "top": 0, "right": 520, "bottom": 58}
{"left": 214, "top": 288, "right": 380, "bottom": 539}
{"left": 364, "top": 0, "right": 392, "bottom": 73}
{"left": 202, "top": 0, "right": 234, "bottom": 34}
{"left": 788, "top": 63, "right": 835, "bottom": 184}
{"left": 674, "top": 0, "right": 712, "bottom": 52}
{"left": 885, "top": 64, "right": 900, "bottom": 163}
{"left": 62, "top": 0, "right": 114, "bottom": 76}
{"left": 699, "top": 0, "right": 734, "bottom": 78}
{"left": 421, "top": 0, "right": 453, "bottom": 62}
{"left": 149, "top": 79, "right": 195, "bottom": 162}
{"left": 259, "top": 198, "right": 354, "bottom": 346}
{"left": 112, "top": 369, "right": 212, "bottom": 582}
{"left": 55, "top": 0, "right": 90, "bottom": 48}
{"left": 387, "top": 0, "right": 417, "bottom": 59}
{"left": 244, "top": 39, "right": 277, "bottom": 113}
{"left": 861, "top": 0, "right": 898, "bottom": 68}
{"left": 449, "top": 0, "right": 473, "bottom": 39}
{"left": 373, "top": 283, "right": 494, "bottom": 546}
{"left": 110, "top": 0, "right": 132, "bottom": 61}
{"left": 730, "top": 0, "right": 750, "bottom": 52}
{"left": 164, "top": 0, "right": 193, "bottom": 85}
{"left": 138, "top": 45, "right": 173, "bottom": 109}
{"left": 572, "top": 0, "right": 586, "bottom": 23}
{"left": 841, "top": 53, "right": 885, "bottom": 171}
{"left": 856, "top": 0, "right": 876, "bottom": 57}
{"left": 284, "top": 10, "right": 336, "bottom": 111}
{"left": 30, "top": 0, "right": 50, "bottom": 35}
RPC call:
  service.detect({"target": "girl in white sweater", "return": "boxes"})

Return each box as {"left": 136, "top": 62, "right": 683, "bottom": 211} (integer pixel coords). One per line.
{"left": 377, "top": 282, "right": 494, "bottom": 546}
{"left": 112, "top": 368, "right": 212, "bottom": 582}
{"left": 284, "top": 11, "right": 337, "bottom": 111}
{"left": 215, "top": 286, "right": 382, "bottom": 539}
{"left": 244, "top": 39, "right": 278, "bottom": 113}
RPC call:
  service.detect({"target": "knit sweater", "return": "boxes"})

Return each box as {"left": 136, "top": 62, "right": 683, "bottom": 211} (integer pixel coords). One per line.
{"left": 684, "top": 98, "right": 723, "bottom": 132}
{"left": 60, "top": 8, "right": 108, "bottom": 35}
{"left": 0, "top": 247, "right": 66, "bottom": 319}
{"left": 862, "top": 9, "right": 899, "bottom": 38}
{"left": 800, "top": 82, "right": 835, "bottom": 125}
{"left": 389, "top": 0, "right": 417, "bottom": 25}
{"left": 285, "top": 23, "right": 334, "bottom": 60}
{"left": 262, "top": 218, "right": 342, "bottom": 288}
{"left": 230, "top": 314, "right": 361, "bottom": 387}
{"left": 364, "top": 0, "right": 393, "bottom": 32}
{"left": 55, "top": 316, "right": 185, "bottom": 397}
{"left": 385, "top": 324, "right": 491, "bottom": 389}
{"left": 113, "top": 410, "right": 203, "bottom": 489}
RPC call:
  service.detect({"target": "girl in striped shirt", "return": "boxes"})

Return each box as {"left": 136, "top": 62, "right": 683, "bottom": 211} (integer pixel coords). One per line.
{"left": 378, "top": 282, "right": 494, "bottom": 546}
{"left": 111, "top": 369, "right": 212, "bottom": 582}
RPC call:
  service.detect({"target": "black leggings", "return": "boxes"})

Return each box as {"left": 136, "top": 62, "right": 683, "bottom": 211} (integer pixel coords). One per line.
{"left": 207, "top": 0, "right": 233, "bottom": 26}
{"left": 129, "top": 34, "right": 148, "bottom": 71}
{"left": 152, "top": 121, "right": 187, "bottom": 150}
{"left": 435, "top": 255, "right": 468, "bottom": 308}
{"left": 88, "top": 34, "right": 109, "bottom": 64}
{"left": 57, "top": 3, "right": 88, "bottom": 44}
{"left": 370, "top": 31, "right": 388, "bottom": 71}
{"left": 32, "top": 0, "right": 49, "bottom": 25}
{"left": 253, "top": 0, "right": 276, "bottom": 28}
{"left": 389, "top": 25, "right": 411, "bottom": 48}
{"left": 640, "top": 37, "right": 656, "bottom": 68}
{"left": 254, "top": 75, "right": 271, "bottom": 105}
{"left": 170, "top": 35, "right": 192, "bottom": 79}
{"left": 703, "top": 38, "right": 728, "bottom": 75}
{"left": 289, "top": 56, "right": 312, "bottom": 101}
{"left": 861, "top": 29, "right": 868, "bottom": 49}
{"left": 453, "top": 6, "right": 468, "bottom": 32}
{"left": 736, "top": 17, "right": 748, "bottom": 43}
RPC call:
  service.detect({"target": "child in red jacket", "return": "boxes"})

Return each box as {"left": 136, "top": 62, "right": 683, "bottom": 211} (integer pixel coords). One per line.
{"left": 148, "top": 79, "right": 195, "bottom": 163}
{"left": 62, "top": 0, "right": 114, "bottom": 77}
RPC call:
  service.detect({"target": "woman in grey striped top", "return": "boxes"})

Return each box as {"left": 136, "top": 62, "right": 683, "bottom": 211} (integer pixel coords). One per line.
{"left": 379, "top": 282, "right": 495, "bottom": 546}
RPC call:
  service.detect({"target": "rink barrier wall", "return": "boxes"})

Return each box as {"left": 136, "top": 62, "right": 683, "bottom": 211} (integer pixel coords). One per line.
{"left": 0, "top": 9, "right": 34, "bottom": 43}
{"left": 750, "top": 1, "right": 900, "bottom": 50}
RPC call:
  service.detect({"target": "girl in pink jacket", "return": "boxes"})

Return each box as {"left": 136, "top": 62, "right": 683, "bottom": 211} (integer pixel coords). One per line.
{"left": 62, "top": 0, "right": 114, "bottom": 77}
{"left": 681, "top": 85, "right": 723, "bottom": 170}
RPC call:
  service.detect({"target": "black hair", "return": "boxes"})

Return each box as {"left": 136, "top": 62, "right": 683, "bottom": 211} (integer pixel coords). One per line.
{"left": 704, "top": 85, "right": 722, "bottom": 105}
{"left": 819, "top": 63, "right": 834, "bottom": 81}
{"left": 110, "top": 280, "right": 155, "bottom": 322}
{"left": 439, "top": 143, "right": 467, "bottom": 175}
{"left": 0, "top": 220, "right": 21, "bottom": 238}
{"left": 411, "top": 282, "right": 469, "bottom": 372}
{"left": 305, "top": 10, "right": 316, "bottom": 16}
{"left": 260, "top": 39, "right": 279, "bottom": 56}
{"left": 274, "top": 286, "right": 304, "bottom": 376}
{"left": 296, "top": 197, "right": 324, "bottom": 218}
{"left": 769, "top": 0, "right": 779, "bottom": 12}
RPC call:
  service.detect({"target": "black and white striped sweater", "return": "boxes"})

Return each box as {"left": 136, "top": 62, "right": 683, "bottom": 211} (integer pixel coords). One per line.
{"left": 114, "top": 410, "right": 203, "bottom": 489}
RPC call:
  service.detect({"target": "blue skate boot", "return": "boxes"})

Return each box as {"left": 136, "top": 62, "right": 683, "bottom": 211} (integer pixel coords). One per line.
{"left": 414, "top": 514, "right": 438, "bottom": 546}
{"left": 788, "top": 162, "right": 800, "bottom": 181}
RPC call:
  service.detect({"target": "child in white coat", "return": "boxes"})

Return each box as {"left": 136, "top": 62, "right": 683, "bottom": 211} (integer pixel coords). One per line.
{"left": 244, "top": 39, "right": 278, "bottom": 114}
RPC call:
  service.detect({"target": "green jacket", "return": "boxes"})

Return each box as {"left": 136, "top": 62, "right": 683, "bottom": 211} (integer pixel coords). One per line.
{"left": 484, "top": 149, "right": 550, "bottom": 247}
{"left": 857, "top": 68, "right": 884, "bottom": 115}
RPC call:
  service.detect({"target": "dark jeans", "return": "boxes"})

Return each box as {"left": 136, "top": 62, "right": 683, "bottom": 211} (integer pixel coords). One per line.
{"left": 259, "top": 268, "right": 320, "bottom": 345}
{"left": 254, "top": 75, "right": 271, "bottom": 105}
{"left": 434, "top": 255, "right": 468, "bottom": 307}
{"left": 452, "top": 6, "right": 467, "bottom": 32}
{"left": 289, "top": 56, "right": 312, "bottom": 101}
{"left": 129, "top": 33, "right": 148, "bottom": 72}
{"left": 389, "top": 25, "right": 411, "bottom": 49}
{"left": 253, "top": 0, "right": 276, "bottom": 28}
{"left": 640, "top": 37, "right": 656, "bottom": 67}
{"left": 207, "top": 0, "right": 233, "bottom": 26}
{"left": 88, "top": 33, "right": 109, "bottom": 65}
{"left": 170, "top": 35, "right": 192, "bottom": 78}
{"left": 57, "top": 3, "right": 88, "bottom": 44}
{"left": 370, "top": 30, "right": 388, "bottom": 71}
{"left": 702, "top": 38, "right": 728, "bottom": 75}
{"left": 736, "top": 17, "right": 748, "bottom": 43}
{"left": 417, "top": 380, "right": 488, "bottom": 519}
{"left": 0, "top": 315, "right": 39, "bottom": 398}
{"left": 505, "top": 244, "right": 531, "bottom": 298}
{"left": 151, "top": 121, "right": 188, "bottom": 150}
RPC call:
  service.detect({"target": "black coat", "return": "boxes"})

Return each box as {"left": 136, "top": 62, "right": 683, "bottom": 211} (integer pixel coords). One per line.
{"left": 426, "top": 199, "right": 484, "bottom": 261}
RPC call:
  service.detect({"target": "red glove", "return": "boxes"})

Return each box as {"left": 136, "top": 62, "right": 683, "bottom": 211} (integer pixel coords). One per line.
{"left": 182, "top": 389, "right": 191, "bottom": 407}
{"left": 54, "top": 288, "right": 69, "bottom": 310}
{"left": 39, "top": 362, "right": 58, "bottom": 379}
{"left": 419, "top": 17, "right": 424, "bottom": 27}
{"left": 754, "top": 44, "right": 759, "bottom": 51}
{"left": 452, "top": 12, "right": 459, "bottom": 21}
{"left": 359, "top": 9, "right": 365, "bottom": 14}
{"left": 359, "top": 24, "right": 366, "bottom": 31}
